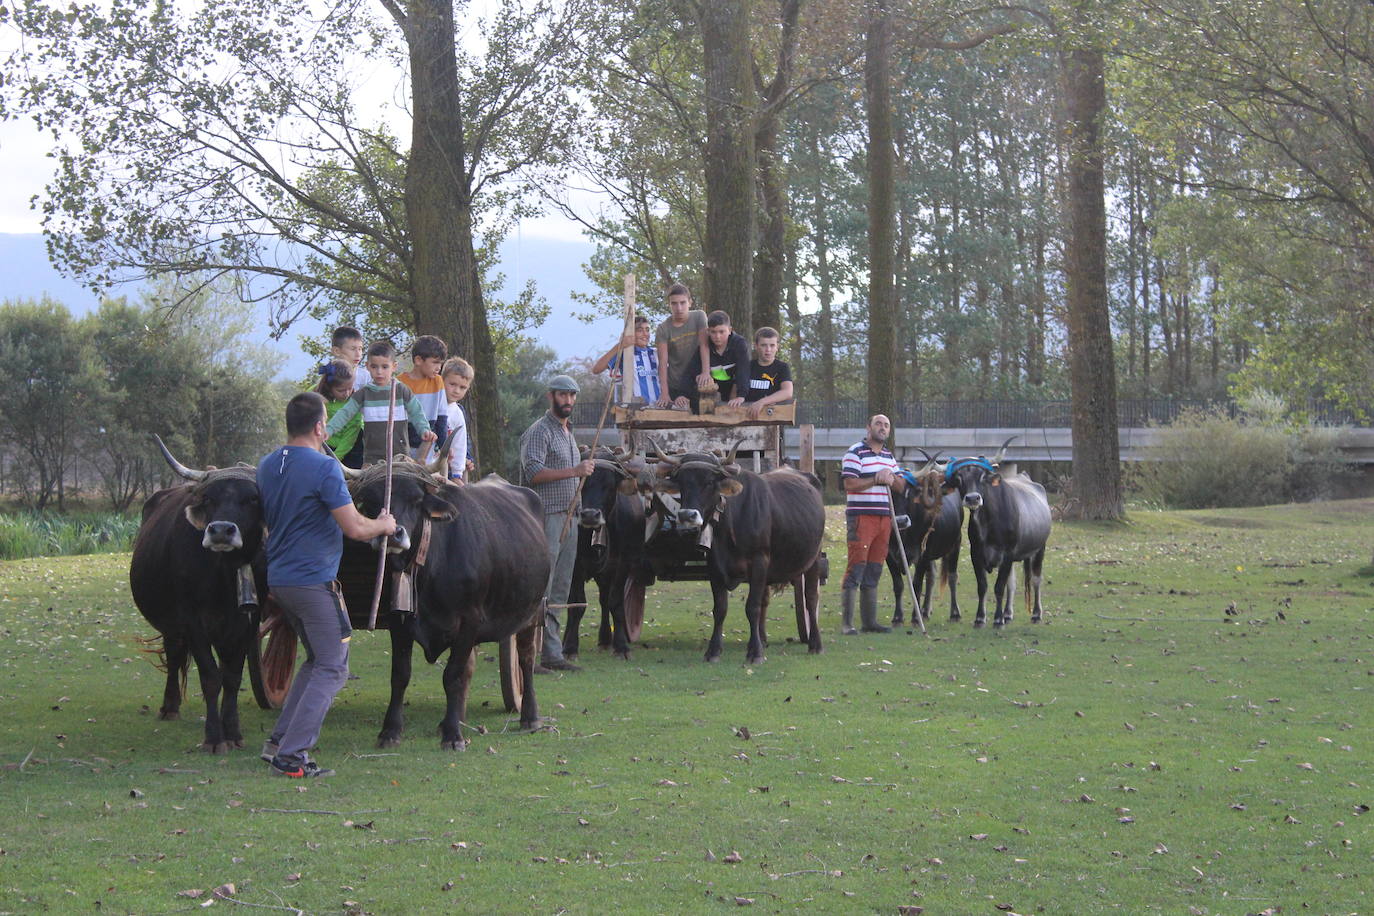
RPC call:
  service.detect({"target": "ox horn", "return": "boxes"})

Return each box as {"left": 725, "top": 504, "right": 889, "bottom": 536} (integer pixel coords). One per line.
{"left": 153, "top": 434, "right": 208, "bottom": 482}
{"left": 648, "top": 437, "right": 681, "bottom": 466}
{"left": 992, "top": 435, "right": 1019, "bottom": 466}
{"left": 425, "top": 430, "right": 457, "bottom": 476}
{"left": 721, "top": 439, "right": 744, "bottom": 475}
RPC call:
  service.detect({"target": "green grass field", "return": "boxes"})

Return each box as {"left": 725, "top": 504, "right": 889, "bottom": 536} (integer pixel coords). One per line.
{"left": 1, "top": 501, "right": 1372, "bottom": 914}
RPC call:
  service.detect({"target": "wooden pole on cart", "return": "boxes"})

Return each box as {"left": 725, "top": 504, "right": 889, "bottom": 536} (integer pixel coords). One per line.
{"left": 619, "top": 272, "right": 638, "bottom": 404}
{"left": 799, "top": 424, "right": 815, "bottom": 474}
{"left": 366, "top": 380, "right": 398, "bottom": 631}
{"left": 888, "top": 487, "right": 928, "bottom": 636}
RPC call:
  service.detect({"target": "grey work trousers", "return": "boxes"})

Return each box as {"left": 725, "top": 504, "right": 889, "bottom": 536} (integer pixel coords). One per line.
{"left": 268, "top": 583, "right": 352, "bottom": 765}
{"left": 541, "top": 512, "right": 579, "bottom": 663}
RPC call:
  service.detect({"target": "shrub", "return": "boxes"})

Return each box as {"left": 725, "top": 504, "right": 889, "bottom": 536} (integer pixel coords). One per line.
{"left": 1129, "top": 406, "right": 1356, "bottom": 509}
{"left": 0, "top": 512, "right": 140, "bottom": 561}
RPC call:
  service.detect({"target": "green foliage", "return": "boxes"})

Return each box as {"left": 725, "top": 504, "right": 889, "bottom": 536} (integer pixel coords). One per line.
{"left": 1129, "top": 405, "right": 1357, "bottom": 508}
{"left": 496, "top": 343, "right": 570, "bottom": 479}
{"left": 2, "top": 501, "right": 1374, "bottom": 911}
{"left": 0, "top": 298, "right": 100, "bottom": 509}
{"left": 0, "top": 511, "right": 139, "bottom": 560}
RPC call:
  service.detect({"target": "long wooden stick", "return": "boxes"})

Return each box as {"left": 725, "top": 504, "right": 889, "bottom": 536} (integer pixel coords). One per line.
{"left": 367, "top": 380, "right": 398, "bottom": 630}
{"left": 888, "top": 488, "right": 928, "bottom": 636}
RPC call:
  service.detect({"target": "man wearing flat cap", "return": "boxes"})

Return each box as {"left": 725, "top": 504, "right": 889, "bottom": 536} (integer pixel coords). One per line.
{"left": 519, "top": 374, "right": 594, "bottom": 672}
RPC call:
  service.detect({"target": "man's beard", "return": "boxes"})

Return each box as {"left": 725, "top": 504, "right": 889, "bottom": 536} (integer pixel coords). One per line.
{"left": 553, "top": 402, "right": 574, "bottom": 418}
{"left": 869, "top": 429, "right": 887, "bottom": 444}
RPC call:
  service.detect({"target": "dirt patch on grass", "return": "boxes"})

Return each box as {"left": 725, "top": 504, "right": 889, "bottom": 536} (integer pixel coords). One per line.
{"left": 1195, "top": 516, "right": 1270, "bottom": 529}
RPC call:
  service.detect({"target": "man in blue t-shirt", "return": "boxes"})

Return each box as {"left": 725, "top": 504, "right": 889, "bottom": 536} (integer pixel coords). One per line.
{"left": 257, "top": 392, "right": 396, "bottom": 778}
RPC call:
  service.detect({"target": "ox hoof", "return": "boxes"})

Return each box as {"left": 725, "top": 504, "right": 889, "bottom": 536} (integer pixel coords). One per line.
{"left": 949, "top": 613, "right": 961, "bottom": 622}
{"left": 158, "top": 709, "right": 180, "bottom": 721}
{"left": 808, "top": 644, "right": 823, "bottom": 655}
{"left": 1031, "top": 614, "right": 1042, "bottom": 623}
{"left": 377, "top": 735, "right": 402, "bottom": 749}
{"left": 704, "top": 654, "right": 722, "bottom": 664}
{"left": 745, "top": 655, "right": 766, "bottom": 666}
{"left": 202, "top": 741, "right": 232, "bottom": 755}
{"left": 614, "top": 650, "right": 631, "bottom": 661}
{"left": 519, "top": 717, "right": 542, "bottom": 732}
{"left": 440, "top": 737, "right": 470, "bottom": 752}
{"left": 973, "top": 619, "right": 985, "bottom": 629}
{"left": 891, "top": 613, "right": 904, "bottom": 625}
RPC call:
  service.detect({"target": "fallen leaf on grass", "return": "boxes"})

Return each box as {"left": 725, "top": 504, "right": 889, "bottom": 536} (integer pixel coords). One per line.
{"left": 177, "top": 889, "right": 204, "bottom": 899}
{"left": 723, "top": 851, "right": 743, "bottom": 863}
{"left": 285, "top": 873, "right": 301, "bottom": 883}
{"left": 212, "top": 884, "right": 235, "bottom": 899}
{"left": 897, "top": 907, "right": 924, "bottom": 915}
{"left": 734, "top": 897, "right": 754, "bottom": 906}
{"left": 969, "top": 833, "right": 989, "bottom": 841}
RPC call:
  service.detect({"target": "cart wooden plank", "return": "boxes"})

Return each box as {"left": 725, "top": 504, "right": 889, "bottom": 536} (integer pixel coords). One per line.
{"left": 613, "top": 403, "right": 795, "bottom": 429}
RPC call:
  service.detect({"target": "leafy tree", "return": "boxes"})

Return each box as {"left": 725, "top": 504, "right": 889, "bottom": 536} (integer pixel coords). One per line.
{"left": 4, "top": 0, "right": 598, "bottom": 469}
{"left": 0, "top": 300, "right": 99, "bottom": 509}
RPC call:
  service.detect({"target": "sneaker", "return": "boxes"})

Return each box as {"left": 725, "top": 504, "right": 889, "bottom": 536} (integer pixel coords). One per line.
{"left": 259, "top": 740, "right": 280, "bottom": 763}
{"left": 269, "top": 756, "right": 335, "bottom": 778}
{"left": 537, "top": 657, "right": 581, "bottom": 673}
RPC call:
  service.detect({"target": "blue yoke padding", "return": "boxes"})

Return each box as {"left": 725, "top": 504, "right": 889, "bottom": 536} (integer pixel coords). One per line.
{"left": 944, "top": 456, "right": 996, "bottom": 480}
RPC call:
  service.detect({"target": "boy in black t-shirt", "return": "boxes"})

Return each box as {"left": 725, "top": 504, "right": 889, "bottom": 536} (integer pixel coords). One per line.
{"left": 681, "top": 310, "right": 751, "bottom": 406}
{"left": 744, "top": 326, "right": 794, "bottom": 419}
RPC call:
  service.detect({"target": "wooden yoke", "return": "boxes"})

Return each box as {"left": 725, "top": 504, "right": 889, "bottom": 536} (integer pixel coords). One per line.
{"left": 619, "top": 274, "right": 637, "bottom": 404}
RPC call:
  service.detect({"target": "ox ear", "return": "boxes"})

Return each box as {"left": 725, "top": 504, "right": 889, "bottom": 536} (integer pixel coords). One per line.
{"left": 718, "top": 477, "right": 744, "bottom": 497}
{"left": 990, "top": 474, "right": 1002, "bottom": 487}
{"left": 652, "top": 477, "right": 680, "bottom": 497}
{"left": 183, "top": 502, "right": 209, "bottom": 531}
{"left": 616, "top": 475, "right": 639, "bottom": 496}
{"left": 423, "top": 491, "right": 460, "bottom": 522}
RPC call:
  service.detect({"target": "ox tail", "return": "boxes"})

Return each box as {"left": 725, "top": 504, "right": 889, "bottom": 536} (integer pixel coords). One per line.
{"left": 135, "top": 633, "right": 189, "bottom": 698}
{"left": 937, "top": 561, "right": 949, "bottom": 598}
{"left": 1023, "top": 559, "right": 1033, "bottom": 620}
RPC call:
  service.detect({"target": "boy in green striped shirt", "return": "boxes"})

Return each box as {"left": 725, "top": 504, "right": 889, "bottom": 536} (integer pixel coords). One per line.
{"left": 325, "top": 340, "right": 435, "bottom": 465}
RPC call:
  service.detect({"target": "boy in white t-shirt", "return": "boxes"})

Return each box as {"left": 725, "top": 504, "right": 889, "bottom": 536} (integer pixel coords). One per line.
{"left": 441, "top": 357, "right": 474, "bottom": 483}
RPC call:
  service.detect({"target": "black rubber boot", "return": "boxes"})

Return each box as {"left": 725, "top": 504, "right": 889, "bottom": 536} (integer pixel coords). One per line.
{"left": 859, "top": 588, "right": 891, "bottom": 633}
{"left": 840, "top": 588, "right": 858, "bottom": 635}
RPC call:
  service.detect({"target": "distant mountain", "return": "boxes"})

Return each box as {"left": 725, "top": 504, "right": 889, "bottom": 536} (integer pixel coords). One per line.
{"left": 0, "top": 231, "right": 629, "bottom": 379}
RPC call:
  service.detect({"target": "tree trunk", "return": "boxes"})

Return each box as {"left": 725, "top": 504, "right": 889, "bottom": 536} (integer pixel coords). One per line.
{"left": 1059, "top": 42, "right": 1123, "bottom": 520}
{"left": 402, "top": 0, "right": 501, "bottom": 466}
{"left": 864, "top": 0, "right": 898, "bottom": 419}
{"left": 700, "top": 0, "right": 756, "bottom": 329}
{"left": 812, "top": 133, "right": 836, "bottom": 403}
{"left": 751, "top": 0, "right": 800, "bottom": 338}
{"left": 783, "top": 233, "right": 803, "bottom": 382}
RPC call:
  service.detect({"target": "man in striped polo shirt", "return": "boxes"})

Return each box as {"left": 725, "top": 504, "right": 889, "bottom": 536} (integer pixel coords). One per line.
{"left": 840, "top": 414, "right": 907, "bottom": 635}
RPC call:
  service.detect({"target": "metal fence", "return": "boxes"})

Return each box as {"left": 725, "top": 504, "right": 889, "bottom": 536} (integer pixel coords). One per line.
{"left": 572, "top": 398, "right": 1370, "bottom": 428}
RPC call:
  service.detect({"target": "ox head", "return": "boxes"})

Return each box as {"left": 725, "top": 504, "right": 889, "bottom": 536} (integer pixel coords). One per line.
{"left": 155, "top": 435, "right": 263, "bottom": 555}
{"left": 898, "top": 448, "right": 945, "bottom": 515}
{"left": 577, "top": 445, "right": 643, "bottom": 530}
{"left": 341, "top": 435, "right": 458, "bottom": 558}
{"left": 943, "top": 436, "right": 1017, "bottom": 512}
{"left": 648, "top": 438, "right": 744, "bottom": 532}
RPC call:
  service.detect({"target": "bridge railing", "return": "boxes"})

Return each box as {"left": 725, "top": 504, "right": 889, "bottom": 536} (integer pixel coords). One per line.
{"left": 571, "top": 398, "right": 1368, "bottom": 428}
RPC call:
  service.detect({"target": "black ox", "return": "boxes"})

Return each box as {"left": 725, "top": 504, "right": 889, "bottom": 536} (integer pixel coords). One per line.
{"left": 129, "top": 437, "right": 266, "bottom": 753}
{"left": 649, "top": 443, "right": 826, "bottom": 663}
{"left": 566, "top": 447, "right": 649, "bottom": 660}
{"left": 887, "top": 452, "right": 963, "bottom": 625}
{"left": 943, "top": 439, "right": 1051, "bottom": 627}
{"left": 342, "top": 457, "right": 548, "bottom": 749}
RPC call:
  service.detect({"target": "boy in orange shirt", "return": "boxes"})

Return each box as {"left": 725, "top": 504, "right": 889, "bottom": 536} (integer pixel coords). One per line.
{"left": 397, "top": 335, "right": 449, "bottom": 461}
